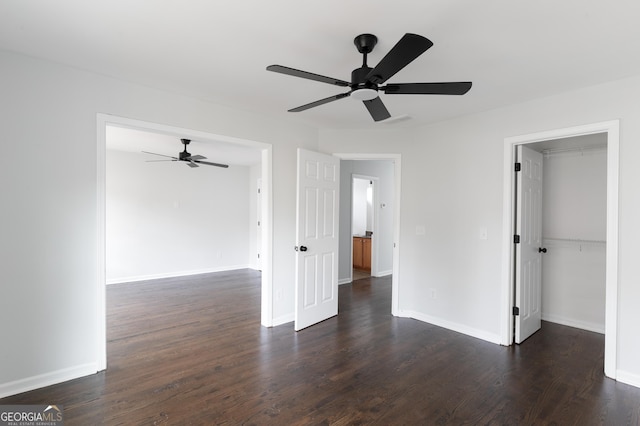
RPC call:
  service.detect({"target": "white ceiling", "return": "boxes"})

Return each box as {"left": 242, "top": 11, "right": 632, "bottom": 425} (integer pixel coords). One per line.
{"left": 2, "top": 1, "right": 640, "bottom": 130}
{"left": 106, "top": 125, "right": 262, "bottom": 166}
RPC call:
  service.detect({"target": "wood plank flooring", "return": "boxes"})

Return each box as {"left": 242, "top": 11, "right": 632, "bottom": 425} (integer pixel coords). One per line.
{"left": 2, "top": 269, "right": 639, "bottom": 425}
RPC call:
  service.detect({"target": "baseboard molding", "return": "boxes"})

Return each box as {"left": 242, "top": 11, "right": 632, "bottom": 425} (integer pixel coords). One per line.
{"left": 0, "top": 363, "right": 98, "bottom": 399}
{"left": 271, "top": 313, "right": 294, "bottom": 327}
{"left": 338, "top": 278, "right": 352, "bottom": 285}
{"left": 542, "top": 313, "right": 605, "bottom": 334}
{"left": 399, "top": 310, "right": 502, "bottom": 345}
{"left": 106, "top": 265, "right": 251, "bottom": 285}
{"left": 616, "top": 370, "right": 640, "bottom": 389}
{"left": 374, "top": 269, "right": 392, "bottom": 277}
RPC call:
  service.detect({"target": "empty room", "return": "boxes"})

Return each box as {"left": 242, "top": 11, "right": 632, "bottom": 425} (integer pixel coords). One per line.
{"left": 1, "top": 1, "right": 640, "bottom": 424}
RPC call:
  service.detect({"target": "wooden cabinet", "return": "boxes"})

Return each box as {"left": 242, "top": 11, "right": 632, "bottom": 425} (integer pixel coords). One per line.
{"left": 353, "top": 237, "right": 371, "bottom": 270}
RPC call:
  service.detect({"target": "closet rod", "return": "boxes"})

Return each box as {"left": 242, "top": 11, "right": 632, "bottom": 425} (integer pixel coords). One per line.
{"left": 542, "top": 143, "right": 607, "bottom": 156}
{"left": 543, "top": 237, "right": 606, "bottom": 245}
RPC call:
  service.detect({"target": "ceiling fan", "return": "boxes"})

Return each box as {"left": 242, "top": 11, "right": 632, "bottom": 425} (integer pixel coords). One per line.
{"left": 267, "top": 33, "right": 472, "bottom": 122}
{"left": 142, "top": 139, "right": 229, "bottom": 168}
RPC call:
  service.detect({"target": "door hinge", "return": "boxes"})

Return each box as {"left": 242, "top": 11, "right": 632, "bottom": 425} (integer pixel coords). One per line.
{"left": 514, "top": 162, "right": 521, "bottom": 172}
{"left": 258, "top": 188, "right": 261, "bottom": 194}
{"left": 257, "top": 253, "right": 260, "bottom": 258}
{"left": 514, "top": 235, "right": 520, "bottom": 244}
{"left": 257, "top": 221, "right": 261, "bottom": 227}
{"left": 513, "top": 306, "right": 520, "bottom": 316}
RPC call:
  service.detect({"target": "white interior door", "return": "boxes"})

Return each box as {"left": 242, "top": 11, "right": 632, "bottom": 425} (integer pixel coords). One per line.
{"left": 515, "top": 145, "right": 543, "bottom": 343}
{"left": 295, "top": 148, "right": 340, "bottom": 331}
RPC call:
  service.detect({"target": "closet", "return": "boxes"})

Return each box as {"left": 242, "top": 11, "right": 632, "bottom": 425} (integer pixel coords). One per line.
{"left": 539, "top": 138, "right": 607, "bottom": 333}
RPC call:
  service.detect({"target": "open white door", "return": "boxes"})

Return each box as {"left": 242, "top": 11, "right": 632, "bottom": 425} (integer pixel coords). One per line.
{"left": 514, "top": 145, "right": 543, "bottom": 343}
{"left": 295, "top": 148, "right": 340, "bottom": 331}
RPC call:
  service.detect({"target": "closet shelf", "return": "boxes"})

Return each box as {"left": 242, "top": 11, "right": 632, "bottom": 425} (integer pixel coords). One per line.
{"left": 543, "top": 237, "right": 606, "bottom": 245}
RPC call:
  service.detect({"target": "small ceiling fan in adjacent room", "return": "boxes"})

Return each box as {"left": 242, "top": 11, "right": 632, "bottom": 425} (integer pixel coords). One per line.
{"left": 142, "top": 139, "right": 229, "bottom": 168}
{"left": 267, "top": 33, "right": 472, "bottom": 122}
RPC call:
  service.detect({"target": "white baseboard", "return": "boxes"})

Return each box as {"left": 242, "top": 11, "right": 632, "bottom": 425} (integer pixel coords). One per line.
{"left": 399, "top": 310, "right": 502, "bottom": 345}
{"left": 338, "top": 278, "right": 352, "bottom": 285}
{"left": 374, "top": 269, "right": 392, "bottom": 277}
{"left": 542, "top": 313, "right": 605, "bottom": 334}
{"left": 616, "top": 369, "right": 640, "bottom": 389}
{"left": 271, "top": 313, "right": 294, "bottom": 327}
{"left": 106, "top": 265, "right": 251, "bottom": 285}
{"left": 0, "top": 363, "right": 98, "bottom": 399}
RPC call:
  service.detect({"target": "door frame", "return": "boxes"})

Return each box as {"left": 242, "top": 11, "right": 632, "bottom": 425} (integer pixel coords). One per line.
{"left": 500, "top": 120, "right": 619, "bottom": 378}
{"left": 334, "top": 153, "right": 402, "bottom": 316}
{"left": 351, "top": 174, "right": 379, "bottom": 277}
{"left": 96, "top": 113, "right": 273, "bottom": 371}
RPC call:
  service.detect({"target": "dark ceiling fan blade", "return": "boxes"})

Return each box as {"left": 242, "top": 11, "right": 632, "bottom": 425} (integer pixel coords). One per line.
{"left": 186, "top": 161, "right": 199, "bottom": 168}
{"left": 363, "top": 96, "right": 391, "bottom": 122}
{"left": 142, "top": 151, "right": 178, "bottom": 160}
{"left": 194, "top": 160, "right": 230, "bottom": 168}
{"left": 365, "top": 33, "right": 433, "bottom": 85}
{"left": 186, "top": 154, "right": 206, "bottom": 161}
{"left": 267, "top": 65, "right": 350, "bottom": 87}
{"left": 145, "top": 159, "right": 178, "bottom": 162}
{"left": 383, "top": 82, "right": 472, "bottom": 95}
{"left": 289, "top": 92, "right": 351, "bottom": 112}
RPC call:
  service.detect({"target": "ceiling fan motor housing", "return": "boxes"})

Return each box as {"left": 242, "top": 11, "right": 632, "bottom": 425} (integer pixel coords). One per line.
{"left": 351, "top": 66, "right": 373, "bottom": 88}
{"left": 179, "top": 138, "right": 192, "bottom": 160}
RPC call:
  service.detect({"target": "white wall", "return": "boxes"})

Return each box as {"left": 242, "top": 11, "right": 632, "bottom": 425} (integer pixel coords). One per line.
{"left": 106, "top": 149, "right": 251, "bottom": 283}
{"left": 352, "top": 178, "right": 370, "bottom": 236}
{"left": 541, "top": 146, "right": 607, "bottom": 332}
{"left": 0, "top": 50, "right": 317, "bottom": 396}
{"left": 338, "top": 160, "right": 394, "bottom": 282}
{"left": 320, "top": 73, "right": 640, "bottom": 387}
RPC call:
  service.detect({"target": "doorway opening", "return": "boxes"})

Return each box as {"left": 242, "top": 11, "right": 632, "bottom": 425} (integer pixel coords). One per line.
{"left": 97, "top": 113, "right": 273, "bottom": 371}
{"left": 501, "top": 120, "right": 619, "bottom": 379}
{"left": 351, "top": 175, "right": 376, "bottom": 281}
{"left": 334, "top": 154, "right": 401, "bottom": 316}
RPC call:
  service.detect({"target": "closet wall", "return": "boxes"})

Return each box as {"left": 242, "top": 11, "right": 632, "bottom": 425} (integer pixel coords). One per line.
{"left": 541, "top": 143, "right": 607, "bottom": 333}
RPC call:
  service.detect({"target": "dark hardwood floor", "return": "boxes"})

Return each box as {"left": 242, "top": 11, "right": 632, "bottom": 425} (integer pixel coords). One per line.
{"left": 2, "top": 270, "right": 640, "bottom": 425}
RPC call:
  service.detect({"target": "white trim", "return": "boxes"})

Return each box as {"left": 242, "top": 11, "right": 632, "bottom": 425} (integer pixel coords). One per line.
{"left": 106, "top": 265, "right": 252, "bottom": 285}
{"left": 333, "top": 153, "right": 401, "bottom": 316}
{"left": 399, "top": 310, "right": 502, "bottom": 344}
{"left": 97, "top": 113, "right": 275, "bottom": 373}
{"left": 541, "top": 313, "right": 605, "bottom": 334}
{"left": 260, "top": 147, "right": 274, "bottom": 327}
{"left": 96, "top": 117, "right": 107, "bottom": 372}
{"left": 616, "top": 370, "right": 640, "bottom": 389}
{"left": 501, "top": 120, "right": 619, "bottom": 380}
{"left": 0, "top": 363, "right": 98, "bottom": 399}
{"left": 338, "top": 278, "right": 352, "bottom": 285}
{"left": 374, "top": 269, "right": 393, "bottom": 277}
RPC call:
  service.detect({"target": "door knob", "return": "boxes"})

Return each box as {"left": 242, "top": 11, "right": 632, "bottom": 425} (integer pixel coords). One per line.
{"left": 299, "top": 246, "right": 308, "bottom": 252}
{"left": 538, "top": 247, "right": 547, "bottom": 253}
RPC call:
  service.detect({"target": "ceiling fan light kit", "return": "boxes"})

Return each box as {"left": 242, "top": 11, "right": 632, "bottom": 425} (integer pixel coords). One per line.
{"left": 267, "top": 32, "right": 472, "bottom": 122}
{"left": 142, "top": 139, "right": 229, "bottom": 169}
{"left": 351, "top": 88, "right": 378, "bottom": 101}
